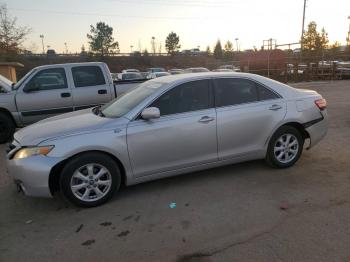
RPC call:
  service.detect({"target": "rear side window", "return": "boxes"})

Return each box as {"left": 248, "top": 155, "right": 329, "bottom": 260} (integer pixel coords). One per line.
{"left": 151, "top": 80, "right": 211, "bottom": 116}
{"left": 214, "top": 78, "right": 258, "bottom": 107}
{"left": 25, "top": 68, "right": 67, "bottom": 91}
{"left": 72, "top": 66, "right": 106, "bottom": 87}
{"left": 257, "top": 84, "right": 280, "bottom": 100}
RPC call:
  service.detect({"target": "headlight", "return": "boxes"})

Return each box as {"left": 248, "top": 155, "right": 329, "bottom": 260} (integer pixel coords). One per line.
{"left": 13, "top": 146, "right": 54, "bottom": 160}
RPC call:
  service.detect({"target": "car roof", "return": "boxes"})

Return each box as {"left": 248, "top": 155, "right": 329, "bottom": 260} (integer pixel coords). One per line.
{"left": 35, "top": 62, "right": 106, "bottom": 70}
{"left": 149, "top": 72, "right": 297, "bottom": 98}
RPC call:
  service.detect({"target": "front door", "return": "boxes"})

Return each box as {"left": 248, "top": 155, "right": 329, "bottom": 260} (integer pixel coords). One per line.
{"left": 15, "top": 67, "right": 73, "bottom": 125}
{"left": 127, "top": 79, "right": 218, "bottom": 177}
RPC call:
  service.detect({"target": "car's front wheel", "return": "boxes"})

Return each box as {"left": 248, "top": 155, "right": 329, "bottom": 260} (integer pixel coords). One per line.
{"left": 60, "top": 152, "right": 121, "bottom": 207}
{"left": 266, "top": 126, "right": 304, "bottom": 168}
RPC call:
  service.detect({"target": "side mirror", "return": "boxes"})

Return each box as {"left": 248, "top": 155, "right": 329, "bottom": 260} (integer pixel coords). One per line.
{"left": 141, "top": 107, "right": 160, "bottom": 120}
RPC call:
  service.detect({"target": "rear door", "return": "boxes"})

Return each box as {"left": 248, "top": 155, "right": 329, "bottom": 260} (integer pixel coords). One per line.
{"left": 69, "top": 65, "right": 113, "bottom": 110}
{"left": 15, "top": 67, "right": 73, "bottom": 125}
{"left": 214, "top": 77, "right": 286, "bottom": 160}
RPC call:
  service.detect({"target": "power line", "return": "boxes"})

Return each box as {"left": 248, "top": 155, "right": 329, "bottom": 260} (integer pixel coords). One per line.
{"left": 8, "top": 7, "right": 228, "bottom": 20}
{"left": 107, "top": 0, "right": 236, "bottom": 7}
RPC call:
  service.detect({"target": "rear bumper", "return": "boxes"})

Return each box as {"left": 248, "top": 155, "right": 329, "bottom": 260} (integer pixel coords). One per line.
{"left": 305, "top": 110, "right": 328, "bottom": 149}
{"left": 6, "top": 155, "right": 64, "bottom": 198}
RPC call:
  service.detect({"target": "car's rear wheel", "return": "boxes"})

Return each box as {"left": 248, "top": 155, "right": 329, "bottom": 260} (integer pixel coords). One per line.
{"left": 266, "top": 126, "right": 304, "bottom": 168}
{"left": 0, "top": 112, "right": 15, "bottom": 144}
{"left": 60, "top": 152, "right": 121, "bottom": 207}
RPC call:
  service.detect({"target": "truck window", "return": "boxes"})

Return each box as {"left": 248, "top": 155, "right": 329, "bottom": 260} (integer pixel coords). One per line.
{"left": 72, "top": 66, "right": 106, "bottom": 88}
{"left": 25, "top": 68, "right": 67, "bottom": 92}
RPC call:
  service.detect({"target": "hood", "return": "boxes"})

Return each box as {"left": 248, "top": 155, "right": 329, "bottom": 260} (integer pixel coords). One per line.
{"left": 0, "top": 74, "right": 13, "bottom": 93}
{"left": 14, "top": 109, "right": 119, "bottom": 145}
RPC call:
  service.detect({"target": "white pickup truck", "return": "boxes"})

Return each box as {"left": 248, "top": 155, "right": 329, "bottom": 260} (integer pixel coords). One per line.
{"left": 0, "top": 62, "right": 145, "bottom": 143}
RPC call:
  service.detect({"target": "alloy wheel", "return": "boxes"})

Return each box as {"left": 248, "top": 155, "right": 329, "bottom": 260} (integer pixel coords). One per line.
{"left": 274, "top": 134, "right": 299, "bottom": 164}
{"left": 70, "top": 163, "right": 112, "bottom": 202}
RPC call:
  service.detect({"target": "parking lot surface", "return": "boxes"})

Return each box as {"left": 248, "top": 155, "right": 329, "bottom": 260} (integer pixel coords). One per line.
{"left": 1, "top": 80, "right": 350, "bottom": 262}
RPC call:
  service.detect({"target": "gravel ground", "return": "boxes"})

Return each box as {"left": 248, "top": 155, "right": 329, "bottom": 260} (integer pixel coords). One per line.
{"left": 0, "top": 80, "right": 350, "bottom": 262}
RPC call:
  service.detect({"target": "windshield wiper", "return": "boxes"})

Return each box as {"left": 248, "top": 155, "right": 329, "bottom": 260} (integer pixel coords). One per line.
{"left": 93, "top": 105, "right": 105, "bottom": 117}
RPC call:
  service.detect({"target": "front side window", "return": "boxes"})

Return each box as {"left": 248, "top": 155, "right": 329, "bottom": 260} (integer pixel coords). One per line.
{"left": 25, "top": 68, "right": 67, "bottom": 91}
{"left": 72, "top": 66, "right": 106, "bottom": 87}
{"left": 214, "top": 78, "right": 258, "bottom": 107}
{"left": 150, "top": 80, "right": 211, "bottom": 116}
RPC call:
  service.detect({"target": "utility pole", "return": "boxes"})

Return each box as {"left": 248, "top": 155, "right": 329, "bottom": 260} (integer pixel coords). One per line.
{"left": 151, "top": 36, "right": 156, "bottom": 55}
{"left": 300, "top": 0, "right": 307, "bottom": 61}
{"left": 235, "top": 38, "right": 239, "bottom": 52}
{"left": 64, "top": 42, "right": 68, "bottom": 54}
{"left": 347, "top": 16, "right": 350, "bottom": 48}
{"left": 40, "top": 34, "right": 45, "bottom": 54}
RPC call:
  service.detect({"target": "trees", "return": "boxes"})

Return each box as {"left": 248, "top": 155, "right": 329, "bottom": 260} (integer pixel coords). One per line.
{"left": 87, "top": 22, "right": 119, "bottom": 56}
{"left": 205, "top": 45, "right": 212, "bottom": 56}
{"left": 0, "top": 4, "right": 31, "bottom": 54}
{"left": 224, "top": 40, "right": 234, "bottom": 52}
{"left": 301, "top": 21, "right": 329, "bottom": 54}
{"left": 224, "top": 40, "right": 234, "bottom": 59}
{"left": 165, "top": 32, "right": 180, "bottom": 55}
{"left": 213, "top": 40, "right": 223, "bottom": 59}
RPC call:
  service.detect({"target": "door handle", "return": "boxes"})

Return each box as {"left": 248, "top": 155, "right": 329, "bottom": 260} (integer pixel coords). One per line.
{"left": 269, "top": 104, "right": 282, "bottom": 111}
{"left": 61, "top": 92, "right": 71, "bottom": 98}
{"left": 198, "top": 116, "right": 215, "bottom": 123}
{"left": 98, "top": 89, "right": 107, "bottom": 94}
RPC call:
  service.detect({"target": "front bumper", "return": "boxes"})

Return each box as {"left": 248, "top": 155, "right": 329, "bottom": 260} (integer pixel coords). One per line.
{"left": 6, "top": 154, "right": 64, "bottom": 198}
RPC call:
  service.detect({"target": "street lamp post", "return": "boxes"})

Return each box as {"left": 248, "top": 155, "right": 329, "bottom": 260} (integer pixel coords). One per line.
{"left": 151, "top": 37, "right": 156, "bottom": 55}
{"left": 40, "top": 35, "right": 45, "bottom": 54}
{"left": 347, "top": 16, "right": 350, "bottom": 48}
{"left": 235, "top": 38, "right": 239, "bottom": 52}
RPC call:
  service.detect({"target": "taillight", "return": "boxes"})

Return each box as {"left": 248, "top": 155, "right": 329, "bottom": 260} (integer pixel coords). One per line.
{"left": 315, "top": 98, "right": 327, "bottom": 110}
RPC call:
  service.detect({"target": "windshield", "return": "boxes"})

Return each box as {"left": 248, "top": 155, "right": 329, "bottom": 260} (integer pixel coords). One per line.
{"left": 101, "top": 81, "right": 164, "bottom": 118}
{"left": 14, "top": 68, "right": 36, "bottom": 90}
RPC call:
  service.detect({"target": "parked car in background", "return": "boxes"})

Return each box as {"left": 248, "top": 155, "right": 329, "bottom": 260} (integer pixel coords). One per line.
{"left": 46, "top": 49, "right": 56, "bottom": 57}
{"left": 219, "top": 65, "right": 241, "bottom": 72}
{"left": 117, "top": 72, "right": 144, "bottom": 81}
{"left": 337, "top": 61, "right": 350, "bottom": 79}
{"left": 147, "top": 67, "right": 166, "bottom": 73}
{"left": 0, "top": 62, "right": 144, "bottom": 143}
{"left": 122, "top": 69, "right": 140, "bottom": 73}
{"left": 6, "top": 72, "right": 328, "bottom": 207}
{"left": 212, "top": 69, "right": 234, "bottom": 72}
{"left": 184, "top": 67, "right": 210, "bottom": 73}
{"left": 110, "top": 73, "right": 118, "bottom": 81}
{"left": 0, "top": 74, "right": 13, "bottom": 93}
{"left": 147, "top": 72, "right": 171, "bottom": 79}
{"left": 168, "top": 69, "right": 184, "bottom": 75}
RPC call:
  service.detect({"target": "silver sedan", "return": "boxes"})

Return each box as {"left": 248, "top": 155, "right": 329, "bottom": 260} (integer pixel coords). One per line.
{"left": 6, "top": 72, "right": 328, "bottom": 207}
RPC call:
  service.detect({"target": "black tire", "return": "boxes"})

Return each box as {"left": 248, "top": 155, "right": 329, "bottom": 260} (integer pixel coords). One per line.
{"left": 0, "top": 112, "right": 15, "bottom": 144}
{"left": 266, "top": 126, "right": 304, "bottom": 168}
{"left": 60, "top": 152, "right": 121, "bottom": 207}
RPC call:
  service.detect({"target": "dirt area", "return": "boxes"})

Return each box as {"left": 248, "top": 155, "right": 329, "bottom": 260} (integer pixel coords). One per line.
{"left": 0, "top": 80, "right": 350, "bottom": 262}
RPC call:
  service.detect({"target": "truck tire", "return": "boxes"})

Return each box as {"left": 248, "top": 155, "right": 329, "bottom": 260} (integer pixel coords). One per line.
{"left": 0, "top": 112, "right": 15, "bottom": 144}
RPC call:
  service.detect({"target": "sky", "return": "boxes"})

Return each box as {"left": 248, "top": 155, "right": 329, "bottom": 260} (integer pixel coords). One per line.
{"left": 3, "top": 0, "right": 350, "bottom": 53}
